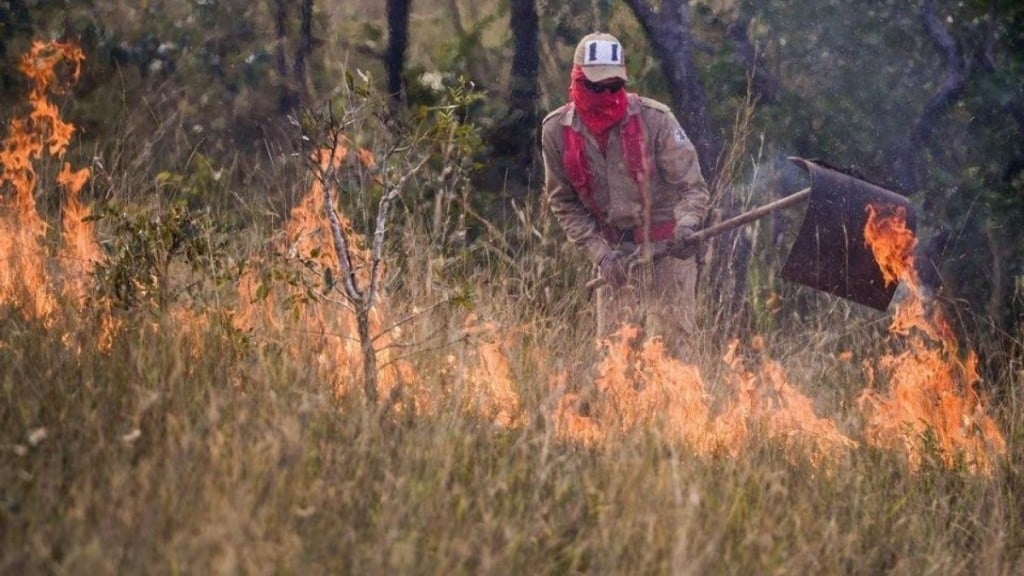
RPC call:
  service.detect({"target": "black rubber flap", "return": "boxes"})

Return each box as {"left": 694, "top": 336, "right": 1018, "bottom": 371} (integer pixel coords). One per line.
{"left": 781, "top": 157, "right": 916, "bottom": 311}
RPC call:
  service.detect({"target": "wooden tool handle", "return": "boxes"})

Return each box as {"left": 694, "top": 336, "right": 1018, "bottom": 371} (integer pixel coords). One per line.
{"left": 585, "top": 187, "right": 811, "bottom": 290}
{"left": 689, "top": 187, "right": 811, "bottom": 243}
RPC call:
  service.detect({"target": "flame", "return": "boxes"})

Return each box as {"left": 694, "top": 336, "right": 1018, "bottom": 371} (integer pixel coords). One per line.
{"left": 858, "top": 203, "right": 1006, "bottom": 473}
{"left": 0, "top": 41, "right": 91, "bottom": 320}
{"left": 446, "top": 314, "right": 522, "bottom": 426}
{"left": 1, "top": 116, "right": 51, "bottom": 317}
{"left": 552, "top": 327, "right": 855, "bottom": 466}
{"left": 59, "top": 161, "right": 102, "bottom": 299}
{"left": 2, "top": 42, "right": 1005, "bottom": 476}
{"left": 713, "top": 338, "right": 858, "bottom": 464}
{"left": 234, "top": 141, "right": 429, "bottom": 410}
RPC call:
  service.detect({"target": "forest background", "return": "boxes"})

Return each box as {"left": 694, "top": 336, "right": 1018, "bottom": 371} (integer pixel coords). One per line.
{"left": 3, "top": 0, "right": 1022, "bottom": 340}
{"left": 1, "top": 0, "right": 1023, "bottom": 574}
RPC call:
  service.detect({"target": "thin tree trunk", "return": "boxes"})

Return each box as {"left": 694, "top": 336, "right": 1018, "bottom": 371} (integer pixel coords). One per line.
{"left": 623, "top": 0, "right": 721, "bottom": 185}
{"left": 357, "top": 306, "right": 378, "bottom": 405}
{"left": 508, "top": 0, "right": 539, "bottom": 171}
{"left": 272, "top": 0, "right": 299, "bottom": 113}
{"left": 294, "top": 0, "right": 315, "bottom": 100}
{"left": 386, "top": 0, "right": 412, "bottom": 101}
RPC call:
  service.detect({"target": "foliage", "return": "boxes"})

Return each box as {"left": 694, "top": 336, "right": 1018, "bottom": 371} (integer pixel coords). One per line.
{"left": 1, "top": 5, "right": 1023, "bottom": 571}
{"left": 706, "top": 0, "right": 1024, "bottom": 342}
{"left": 90, "top": 202, "right": 233, "bottom": 311}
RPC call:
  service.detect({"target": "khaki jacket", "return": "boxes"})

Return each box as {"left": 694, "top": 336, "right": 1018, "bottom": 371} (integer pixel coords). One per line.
{"left": 541, "top": 95, "right": 709, "bottom": 265}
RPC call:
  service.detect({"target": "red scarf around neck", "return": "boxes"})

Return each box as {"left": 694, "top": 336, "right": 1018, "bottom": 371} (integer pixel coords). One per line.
{"left": 569, "top": 66, "right": 628, "bottom": 148}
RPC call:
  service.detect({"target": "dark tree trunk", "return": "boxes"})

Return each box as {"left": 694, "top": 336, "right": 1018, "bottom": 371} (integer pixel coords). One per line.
{"left": 271, "top": 0, "right": 316, "bottom": 113}
{"left": 507, "top": 0, "right": 540, "bottom": 171}
{"left": 294, "top": 0, "right": 315, "bottom": 92}
{"left": 509, "top": 0, "right": 539, "bottom": 115}
{"left": 272, "top": 0, "right": 299, "bottom": 113}
{"left": 386, "top": 0, "right": 412, "bottom": 101}
{"left": 622, "top": 0, "right": 721, "bottom": 185}
{"left": 892, "top": 0, "right": 966, "bottom": 195}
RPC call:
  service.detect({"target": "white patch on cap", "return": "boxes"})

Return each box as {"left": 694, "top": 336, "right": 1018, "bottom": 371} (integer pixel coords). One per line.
{"left": 674, "top": 128, "right": 688, "bottom": 143}
{"left": 583, "top": 40, "right": 623, "bottom": 66}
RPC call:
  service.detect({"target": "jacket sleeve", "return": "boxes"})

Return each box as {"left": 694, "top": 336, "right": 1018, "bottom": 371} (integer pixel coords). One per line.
{"left": 653, "top": 111, "right": 709, "bottom": 230}
{"left": 541, "top": 116, "right": 613, "bottom": 265}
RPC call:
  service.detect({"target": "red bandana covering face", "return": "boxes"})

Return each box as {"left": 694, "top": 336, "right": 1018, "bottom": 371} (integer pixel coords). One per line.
{"left": 569, "top": 65, "right": 628, "bottom": 146}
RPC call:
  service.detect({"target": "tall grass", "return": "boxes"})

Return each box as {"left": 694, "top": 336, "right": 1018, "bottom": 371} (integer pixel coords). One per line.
{"left": 1, "top": 294, "right": 1020, "bottom": 574}
{"left": 2, "top": 60, "right": 1022, "bottom": 576}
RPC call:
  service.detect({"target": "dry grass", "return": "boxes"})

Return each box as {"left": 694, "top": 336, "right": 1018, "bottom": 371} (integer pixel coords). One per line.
{"left": 1, "top": 181, "right": 1022, "bottom": 573}
{"left": 1, "top": 34, "right": 1022, "bottom": 576}
{"left": 1, "top": 295, "right": 1020, "bottom": 574}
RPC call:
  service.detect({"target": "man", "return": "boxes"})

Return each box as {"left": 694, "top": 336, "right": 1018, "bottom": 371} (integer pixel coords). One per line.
{"left": 541, "top": 32, "right": 709, "bottom": 360}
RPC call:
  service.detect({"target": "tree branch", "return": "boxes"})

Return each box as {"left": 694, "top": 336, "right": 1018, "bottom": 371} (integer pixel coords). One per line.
{"left": 367, "top": 153, "right": 430, "bottom": 309}
{"left": 319, "top": 131, "right": 365, "bottom": 303}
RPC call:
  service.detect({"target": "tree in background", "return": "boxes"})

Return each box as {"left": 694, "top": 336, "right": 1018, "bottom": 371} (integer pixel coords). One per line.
{"left": 623, "top": 0, "right": 720, "bottom": 185}
{"left": 272, "top": 0, "right": 317, "bottom": 113}
{"left": 386, "top": 0, "right": 412, "bottom": 101}
{"left": 892, "top": 0, "right": 967, "bottom": 196}
{"left": 504, "top": 0, "right": 540, "bottom": 175}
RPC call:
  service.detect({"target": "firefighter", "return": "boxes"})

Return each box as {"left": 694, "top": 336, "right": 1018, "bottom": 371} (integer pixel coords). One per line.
{"left": 541, "top": 31, "right": 710, "bottom": 360}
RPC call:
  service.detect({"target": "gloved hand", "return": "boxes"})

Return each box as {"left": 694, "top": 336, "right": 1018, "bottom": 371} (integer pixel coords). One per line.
{"left": 671, "top": 225, "right": 700, "bottom": 260}
{"left": 599, "top": 252, "right": 628, "bottom": 288}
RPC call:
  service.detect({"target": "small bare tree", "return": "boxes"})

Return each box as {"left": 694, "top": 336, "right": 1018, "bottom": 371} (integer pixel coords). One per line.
{"left": 299, "top": 106, "right": 428, "bottom": 406}
{"left": 291, "top": 72, "right": 483, "bottom": 407}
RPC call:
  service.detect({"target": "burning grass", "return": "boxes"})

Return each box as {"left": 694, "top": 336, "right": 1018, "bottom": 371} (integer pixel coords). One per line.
{"left": 859, "top": 204, "right": 1007, "bottom": 474}
{"left": 551, "top": 326, "right": 858, "bottom": 466}
{"left": 1, "top": 41, "right": 1021, "bottom": 574}
{"left": 545, "top": 204, "right": 1007, "bottom": 475}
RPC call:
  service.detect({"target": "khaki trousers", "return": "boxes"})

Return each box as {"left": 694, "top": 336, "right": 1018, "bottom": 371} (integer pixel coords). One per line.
{"left": 596, "top": 255, "right": 698, "bottom": 361}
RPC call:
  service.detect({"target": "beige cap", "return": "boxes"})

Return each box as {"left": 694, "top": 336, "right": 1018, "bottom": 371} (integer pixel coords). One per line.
{"left": 573, "top": 32, "right": 628, "bottom": 82}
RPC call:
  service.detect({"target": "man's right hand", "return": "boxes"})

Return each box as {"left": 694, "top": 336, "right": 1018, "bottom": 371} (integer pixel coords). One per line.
{"left": 670, "top": 225, "right": 700, "bottom": 260}
{"left": 599, "top": 253, "right": 628, "bottom": 288}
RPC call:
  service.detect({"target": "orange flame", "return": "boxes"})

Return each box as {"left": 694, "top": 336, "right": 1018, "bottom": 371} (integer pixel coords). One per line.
{"left": 446, "top": 314, "right": 523, "bottom": 426}
{"left": 858, "top": 203, "right": 1006, "bottom": 473}
{"left": 552, "top": 325, "right": 711, "bottom": 449}
{"left": 0, "top": 40, "right": 91, "bottom": 320}
{"left": 234, "top": 140, "right": 429, "bottom": 409}
{"left": 552, "top": 327, "right": 855, "bottom": 466}
{"left": 714, "top": 337, "right": 858, "bottom": 464}
{"left": 59, "top": 161, "right": 102, "bottom": 301}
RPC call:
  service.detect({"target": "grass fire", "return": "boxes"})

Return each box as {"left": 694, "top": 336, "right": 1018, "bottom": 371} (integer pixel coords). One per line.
{"left": 1, "top": 39, "right": 1021, "bottom": 575}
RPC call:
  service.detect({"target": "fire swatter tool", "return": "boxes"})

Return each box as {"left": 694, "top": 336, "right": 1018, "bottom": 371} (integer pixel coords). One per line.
{"left": 594, "top": 157, "right": 916, "bottom": 310}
